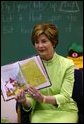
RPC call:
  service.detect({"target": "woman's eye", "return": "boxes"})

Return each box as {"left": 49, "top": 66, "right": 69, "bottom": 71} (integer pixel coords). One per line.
{"left": 35, "top": 40, "right": 47, "bottom": 44}
{"left": 42, "top": 40, "right": 47, "bottom": 43}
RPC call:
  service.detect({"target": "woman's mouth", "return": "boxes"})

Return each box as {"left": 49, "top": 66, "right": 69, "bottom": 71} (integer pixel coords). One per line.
{"left": 38, "top": 49, "right": 45, "bottom": 52}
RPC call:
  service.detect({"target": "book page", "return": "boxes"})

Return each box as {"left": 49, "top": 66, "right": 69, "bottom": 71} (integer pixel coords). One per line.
{"left": 1, "top": 62, "right": 26, "bottom": 101}
{"left": 19, "top": 56, "right": 51, "bottom": 89}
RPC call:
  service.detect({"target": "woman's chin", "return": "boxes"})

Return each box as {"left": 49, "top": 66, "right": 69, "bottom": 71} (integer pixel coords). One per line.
{"left": 38, "top": 51, "right": 46, "bottom": 56}
{"left": 39, "top": 53, "right": 46, "bottom": 58}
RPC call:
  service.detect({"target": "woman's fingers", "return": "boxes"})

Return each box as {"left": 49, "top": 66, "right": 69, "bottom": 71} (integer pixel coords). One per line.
{"left": 15, "top": 89, "right": 26, "bottom": 103}
{"left": 27, "top": 86, "right": 39, "bottom": 96}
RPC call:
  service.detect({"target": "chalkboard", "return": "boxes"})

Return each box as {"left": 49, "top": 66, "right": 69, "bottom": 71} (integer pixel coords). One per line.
{"left": 1, "top": 1, "right": 83, "bottom": 65}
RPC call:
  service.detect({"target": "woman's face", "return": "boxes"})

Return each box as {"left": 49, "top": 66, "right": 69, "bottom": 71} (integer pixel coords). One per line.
{"left": 34, "top": 34, "right": 54, "bottom": 60}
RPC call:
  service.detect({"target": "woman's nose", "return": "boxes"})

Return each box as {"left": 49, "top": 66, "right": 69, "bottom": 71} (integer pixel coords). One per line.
{"left": 38, "top": 42, "right": 43, "bottom": 47}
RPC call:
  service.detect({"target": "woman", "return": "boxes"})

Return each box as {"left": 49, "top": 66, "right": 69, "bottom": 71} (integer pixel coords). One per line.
{"left": 15, "top": 23, "right": 78, "bottom": 123}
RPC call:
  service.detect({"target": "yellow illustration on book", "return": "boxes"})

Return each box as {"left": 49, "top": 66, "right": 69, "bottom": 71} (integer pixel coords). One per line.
{"left": 21, "top": 59, "right": 47, "bottom": 87}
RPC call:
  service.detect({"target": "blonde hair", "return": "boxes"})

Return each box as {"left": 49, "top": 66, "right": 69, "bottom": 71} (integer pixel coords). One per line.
{"left": 31, "top": 23, "right": 59, "bottom": 48}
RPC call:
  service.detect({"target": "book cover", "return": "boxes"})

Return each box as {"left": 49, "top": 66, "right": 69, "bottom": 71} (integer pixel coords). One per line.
{"left": 1, "top": 56, "right": 51, "bottom": 101}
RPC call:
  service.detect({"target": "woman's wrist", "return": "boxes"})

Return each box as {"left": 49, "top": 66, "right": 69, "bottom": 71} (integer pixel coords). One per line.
{"left": 22, "top": 98, "right": 27, "bottom": 106}
{"left": 22, "top": 99, "right": 32, "bottom": 112}
{"left": 42, "top": 95, "right": 57, "bottom": 106}
{"left": 22, "top": 98, "right": 30, "bottom": 108}
{"left": 43, "top": 95, "right": 46, "bottom": 103}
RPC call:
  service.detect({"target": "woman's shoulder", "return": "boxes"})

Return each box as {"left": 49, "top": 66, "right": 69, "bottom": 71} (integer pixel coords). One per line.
{"left": 56, "top": 53, "right": 74, "bottom": 66}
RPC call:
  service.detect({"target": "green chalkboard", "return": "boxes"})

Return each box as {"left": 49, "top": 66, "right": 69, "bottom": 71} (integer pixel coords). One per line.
{"left": 1, "top": 1, "right": 83, "bottom": 65}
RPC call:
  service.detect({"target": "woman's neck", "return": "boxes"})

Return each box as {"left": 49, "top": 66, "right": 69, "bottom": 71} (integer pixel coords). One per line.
{"left": 40, "top": 51, "right": 55, "bottom": 61}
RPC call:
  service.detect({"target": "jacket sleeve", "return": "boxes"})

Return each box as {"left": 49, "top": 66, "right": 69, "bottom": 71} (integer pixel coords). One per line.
{"left": 54, "top": 60, "right": 75, "bottom": 107}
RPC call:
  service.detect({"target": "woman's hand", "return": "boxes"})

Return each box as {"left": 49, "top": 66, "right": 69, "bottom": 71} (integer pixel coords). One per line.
{"left": 27, "top": 86, "right": 44, "bottom": 103}
{"left": 15, "top": 88, "right": 32, "bottom": 110}
{"left": 26, "top": 86, "right": 57, "bottom": 105}
{"left": 15, "top": 89, "right": 26, "bottom": 104}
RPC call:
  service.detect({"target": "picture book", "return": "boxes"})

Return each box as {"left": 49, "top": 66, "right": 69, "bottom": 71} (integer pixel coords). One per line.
{"left": 1, "top": 55, "right": 51, "bottom": 101}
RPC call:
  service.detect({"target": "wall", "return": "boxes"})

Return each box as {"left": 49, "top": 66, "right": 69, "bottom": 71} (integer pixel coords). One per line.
{"left": 1, "top": 1, "right": 83, "bottom": 65}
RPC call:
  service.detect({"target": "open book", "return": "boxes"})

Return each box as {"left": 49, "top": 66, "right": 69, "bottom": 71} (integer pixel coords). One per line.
{"left": 1, "top": 55, "right": 51, "bottom": 101}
